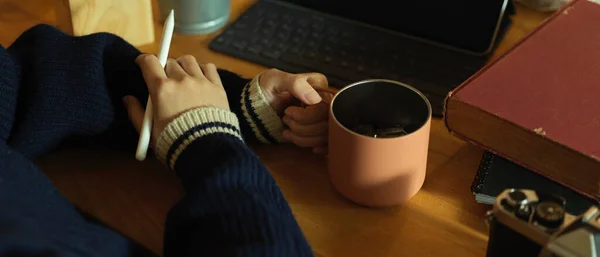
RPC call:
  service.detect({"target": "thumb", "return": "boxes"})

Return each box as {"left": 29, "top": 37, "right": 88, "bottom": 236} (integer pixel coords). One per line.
{"left": 284, "top": 73, "right": 328, "bottom": 105}
{"left": 122, "top": 95, "right": 145, "bottom": 134}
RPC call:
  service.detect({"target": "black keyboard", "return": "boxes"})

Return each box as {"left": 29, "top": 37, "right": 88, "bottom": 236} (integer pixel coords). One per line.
{"left": 209, "top": 0, "right": 488, "bottom": 117}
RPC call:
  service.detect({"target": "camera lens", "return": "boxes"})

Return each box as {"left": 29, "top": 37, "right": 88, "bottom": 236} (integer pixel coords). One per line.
{"left": 534, "top": 201, "right": 565, "bottom": 228}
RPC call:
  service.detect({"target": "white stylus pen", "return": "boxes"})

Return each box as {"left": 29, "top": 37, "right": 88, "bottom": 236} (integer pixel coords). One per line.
{"left": 136, "top": 9, "right": 175, "bottom": 161}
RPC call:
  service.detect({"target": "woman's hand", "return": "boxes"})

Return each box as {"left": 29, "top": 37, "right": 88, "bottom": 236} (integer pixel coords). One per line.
{"left": 258, "top": 69, "right": 332, "bottom": 154}
{"left": 123, "top": 54, "right": 229, "bottom": 145}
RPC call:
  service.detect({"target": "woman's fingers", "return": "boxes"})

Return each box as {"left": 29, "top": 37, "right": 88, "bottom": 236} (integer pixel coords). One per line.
{"left": 136, "top": 54, "right": 167, "bottom": 95}
{"left": 177, "top": 55, "right": 204, "bottom": 78}
{"left": 282, "top": 116, "right": 328, "bottom": 136}
{"left": 282, "top": 102, "right": 329, "bottom": 148}
{"left": 283, "top": 103, "right": 329, "bottom": 124}
{"left": 165, "top": 59, "right": 187, "bottom": 80}
{"left": 199, "top": 63, "right": 223, "bottom": 86}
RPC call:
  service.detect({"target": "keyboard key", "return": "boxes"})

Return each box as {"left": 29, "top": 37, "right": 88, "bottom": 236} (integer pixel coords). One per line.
{"left": 246, "top": 45, "right": 263, "bottom": 54}
{"left": 289, "top": 46, "right": 301, "bottom": 54}
{"left": 265, "top": 12, "right": 278, "bottom": 19}
{"left": 262, "top": 49, "right": 282, "bottom": 59}
{"left": 260, "top": 38, "right": 270, "bottom": 45}
{"left": 281, "top": 53, "right": 363, "bottom": 82}
{"left": 307, "top": 40, "right": 318, "bottom": 48}
{"left": 298, "top": 28, "right": 309, "bottom": 36}
{"left": 261, "top": 28, "right": 274, "bottom": 37}
{"left": 267, "top": 20, "right": 278, "bottom": 27}
{"left": 232, "top": 40, "right": 248, "bottom": 50}
{"left": 282, "top": 14, "right": 293, "bottom": 22}
{"left": 277, "top": 32, "right": 290, "bottom": 41}
{"left": 356, "top": 65, "right": 366, "bottom": 73}
{"left": 303, "top": 51, "right": 316, "bottom": 59}
{"left": 327, "top": 27, "right": 339, "bottom": 35}
{"left": 297, "top": 19, "right": 309, "bottom": 27}
{"left": 214, "top": 36, "right": 231, "bottom": 45}
{"left": 269, "top": 40, "right": 285, "bottom": 49}
{"left": 255, "top": 9, "right": 265, "bottom": 17}
{"left": 233, "top": 22, "right": 248, "bottom": 29}
{"left": 312, "top": 23, "right": 324, "bottom": 31}
{"left": 249, "top": 36, "right": 261, "bottom": 43}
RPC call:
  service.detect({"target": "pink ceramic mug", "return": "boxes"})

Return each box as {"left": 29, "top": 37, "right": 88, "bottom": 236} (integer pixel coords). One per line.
{"left": 323, "top": 79, "right": 432, "bottom": 207}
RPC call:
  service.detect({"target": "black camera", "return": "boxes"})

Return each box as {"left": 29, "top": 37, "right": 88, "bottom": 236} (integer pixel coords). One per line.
{"left": 485, "top": 188, "right": 599, "bottom": 257}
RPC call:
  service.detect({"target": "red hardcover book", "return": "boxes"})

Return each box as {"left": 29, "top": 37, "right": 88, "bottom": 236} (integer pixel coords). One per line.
{"left": 444, "top": 0, "right": 600, "bottom": 200}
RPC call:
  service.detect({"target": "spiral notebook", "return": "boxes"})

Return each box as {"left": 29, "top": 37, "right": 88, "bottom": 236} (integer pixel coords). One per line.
{"left": 472, "top": 151, "right": 597, "bottom": 215}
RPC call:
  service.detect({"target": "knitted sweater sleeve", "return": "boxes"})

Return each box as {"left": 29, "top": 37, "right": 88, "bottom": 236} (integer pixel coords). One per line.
{"left": 220, "top": 69, "right": 287, "bottom": 145}
{"left": 154, "top": 107, "right": 313, "bottom": 257}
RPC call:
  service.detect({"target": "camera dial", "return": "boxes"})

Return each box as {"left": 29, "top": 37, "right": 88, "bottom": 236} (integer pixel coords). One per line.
{"left": 534, "top": 200, "right": 565, "bottom": 229}
{"left": 507, "top": 189, "right": 528, "bottom": 207}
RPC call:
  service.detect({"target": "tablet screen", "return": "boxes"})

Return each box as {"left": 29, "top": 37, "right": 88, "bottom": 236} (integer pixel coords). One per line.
{"left": 276, "top": 0, "right": 512, "bottom": 54}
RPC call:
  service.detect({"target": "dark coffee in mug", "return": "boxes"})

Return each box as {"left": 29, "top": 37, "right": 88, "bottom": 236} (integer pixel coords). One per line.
{"left": 331, "top": 79, "right": 431, "bottom": 139}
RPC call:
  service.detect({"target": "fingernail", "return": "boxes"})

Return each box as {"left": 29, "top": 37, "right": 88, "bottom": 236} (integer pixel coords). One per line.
{"left": 282, "top": 116, "right": 291, "bottom": 125}
{"left": 304, "top": 91, "right": 322, "bottom": 105}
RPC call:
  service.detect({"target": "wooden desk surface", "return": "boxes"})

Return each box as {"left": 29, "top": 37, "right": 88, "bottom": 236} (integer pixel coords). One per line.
{"left": 0, "top": 1, "right": 551, "bottom": 256}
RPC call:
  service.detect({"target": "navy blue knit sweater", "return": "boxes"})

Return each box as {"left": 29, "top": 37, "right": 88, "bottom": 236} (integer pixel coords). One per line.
{"left": 0, "top": 24, "right": 312, "bottom": 257}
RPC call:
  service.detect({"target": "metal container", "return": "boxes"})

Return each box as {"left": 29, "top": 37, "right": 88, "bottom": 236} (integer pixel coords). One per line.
{"left": 159, "top": 0, "right": 230, "bottom": 35}
{"left": 328, "top": 79, "right": 432, "bottom": 207}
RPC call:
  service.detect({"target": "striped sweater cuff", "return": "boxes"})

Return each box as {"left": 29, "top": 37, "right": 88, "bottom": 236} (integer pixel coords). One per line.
{"left": 240, "top": 74, "right": 286, "bottom": 144}
{"left": 155, "top": 107, "right": 243, "bottom": 170}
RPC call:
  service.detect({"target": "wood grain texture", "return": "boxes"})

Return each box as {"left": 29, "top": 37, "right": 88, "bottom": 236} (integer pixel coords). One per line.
{"left": 55, "top": 0, "right": 155, "bottom": 46}
{"left": 0, "top": 1, "right": 551, "bottom": 256}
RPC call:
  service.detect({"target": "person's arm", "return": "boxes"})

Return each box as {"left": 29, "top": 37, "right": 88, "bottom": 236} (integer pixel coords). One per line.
{"left": 154, "top": 107, "right": 313, "bottom": 256}
{"left": 0, "top": 142, "right": 139, "bottom": 257}
{"left": 218, "top": 69, "right": 286, "bottom": 144}
{"left": 126, "top": 55, "right": 314, "bottom": 257}
{"left": 217, "top": 67, "right": 331, "bottom": 155}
